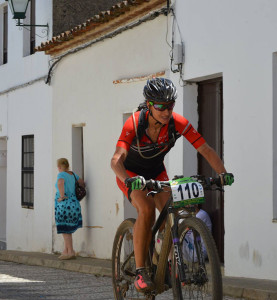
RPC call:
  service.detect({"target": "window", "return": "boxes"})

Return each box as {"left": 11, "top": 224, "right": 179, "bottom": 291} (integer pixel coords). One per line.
{"left": 23, "top": 0, "right": 35, "bottom": 57}
{"left": 0, "top": 5, "right": 8, "bottom": 65}
{"left": 21, "top": 135, "right": 34, "bottom": 208}
{"left": 122, "top": 113, "right": 137, "bottom": 220}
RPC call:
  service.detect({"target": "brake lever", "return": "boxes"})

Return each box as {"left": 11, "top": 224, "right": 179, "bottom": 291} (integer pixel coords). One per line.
{"left": 147, "top": 191, "right": 158, "bottom": 197}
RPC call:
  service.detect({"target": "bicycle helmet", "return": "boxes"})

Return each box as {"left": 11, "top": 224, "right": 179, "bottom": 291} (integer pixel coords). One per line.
{"left": 143, "top": 78, "right": 177, "bottom": 103}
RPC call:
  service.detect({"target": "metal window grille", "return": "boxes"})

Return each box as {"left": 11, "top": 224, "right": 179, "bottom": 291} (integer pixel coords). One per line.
{"left": 21, "top": 135, "right": 34, "bottom": 208}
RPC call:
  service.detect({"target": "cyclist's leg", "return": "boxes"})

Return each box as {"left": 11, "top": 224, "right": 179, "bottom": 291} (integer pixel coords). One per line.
{"left": 154, "top": 191, "right": 170, "bottom": 213}
{"left": 130, "top": 190, "right": 156, "bottom": 292}
{"left": 131, "top": 189, "right": 156, "bottom": 268}
{"left": 153, "top": 169, "right": 170, "bottom": 216}
{"left": 116, "top": 172, "right": 155, "bottom": 269}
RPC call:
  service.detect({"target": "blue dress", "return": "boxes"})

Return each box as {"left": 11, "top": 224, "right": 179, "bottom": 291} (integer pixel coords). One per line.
{"left": 55, "top": 172, "right": 83, "bottom": 234}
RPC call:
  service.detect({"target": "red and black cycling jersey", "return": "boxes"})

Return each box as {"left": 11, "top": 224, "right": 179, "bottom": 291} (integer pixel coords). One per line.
{"left": 116, "top": 111, "right": 206, "bottom": 179}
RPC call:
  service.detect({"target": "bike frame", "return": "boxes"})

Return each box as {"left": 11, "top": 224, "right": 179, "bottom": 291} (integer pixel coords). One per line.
{"left": 150, "top": 194, "right": 199, "bottom": 294}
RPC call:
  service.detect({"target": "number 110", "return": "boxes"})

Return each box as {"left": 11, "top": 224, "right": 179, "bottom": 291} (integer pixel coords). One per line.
{"left": 177, "top": 183, "right": 199, "bottom": 200}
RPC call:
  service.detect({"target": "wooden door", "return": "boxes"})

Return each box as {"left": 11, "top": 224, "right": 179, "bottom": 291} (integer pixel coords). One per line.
{"left": 197, "top": 78, "right": 224, "bottom": 262}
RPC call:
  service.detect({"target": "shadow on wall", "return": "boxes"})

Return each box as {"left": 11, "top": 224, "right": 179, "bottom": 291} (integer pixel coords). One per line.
{"left": 0, "top": 241, "right": 6, "bottom": 250}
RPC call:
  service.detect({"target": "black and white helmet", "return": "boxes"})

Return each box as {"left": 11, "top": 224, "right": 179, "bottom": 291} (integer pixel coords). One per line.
{"left": 143, "top": 78, "right": 177, "bottom": 103}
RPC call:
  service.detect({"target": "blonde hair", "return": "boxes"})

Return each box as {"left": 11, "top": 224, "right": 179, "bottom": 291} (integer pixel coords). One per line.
{"left": 57, "top": 158, "right": 70, "bottom": 171}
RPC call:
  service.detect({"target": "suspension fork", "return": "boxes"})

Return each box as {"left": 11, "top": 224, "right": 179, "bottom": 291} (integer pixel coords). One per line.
{"left": 168, "top": 206, "right": 187, "bottom": 282}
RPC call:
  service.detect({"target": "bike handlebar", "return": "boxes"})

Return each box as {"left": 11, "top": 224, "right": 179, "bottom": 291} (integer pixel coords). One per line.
{"left": 144, "top": 175, "right": 223, "bottom": 193}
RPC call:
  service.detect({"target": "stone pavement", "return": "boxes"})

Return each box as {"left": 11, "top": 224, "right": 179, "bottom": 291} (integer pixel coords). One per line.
{"left": 0, "top": 250, "right": 276, "bottom": 300}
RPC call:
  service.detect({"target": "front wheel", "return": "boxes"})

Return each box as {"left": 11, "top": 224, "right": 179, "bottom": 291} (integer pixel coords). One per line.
{"left": 112, "top": 218, "right": 155, "bottom": 300}
{"left": 171, "top": 217, "right": 222, "bottom": 300}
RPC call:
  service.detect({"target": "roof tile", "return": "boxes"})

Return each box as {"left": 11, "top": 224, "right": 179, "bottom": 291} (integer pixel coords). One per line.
{"left": 36, "top": 0, "right": 166, "bottom": 54}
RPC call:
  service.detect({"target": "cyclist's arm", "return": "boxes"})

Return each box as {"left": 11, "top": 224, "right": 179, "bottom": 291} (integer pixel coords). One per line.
{"left": 197, "top": 142, "right": 227, "bottom": 174}
{"left": 173, "top": 113, "right": 227, "bottom": 174}
{"left": 111, "top": 146, "right": 130, "bottom": 182}
{"left": 112, "top": 113, "right": 138, "bottom": 182}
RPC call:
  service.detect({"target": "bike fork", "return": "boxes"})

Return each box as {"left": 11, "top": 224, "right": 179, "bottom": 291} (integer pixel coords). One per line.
{"left": 168, "top": 207, "right": 187, "bottom": 283}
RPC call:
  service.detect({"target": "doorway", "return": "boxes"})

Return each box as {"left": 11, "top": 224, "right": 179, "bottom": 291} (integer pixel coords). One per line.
{"left": 0, "top": 137, "right": 7, "bottom": 250}
{"left": 197, "top": 78, "right": 224, "bottom": 262}
{"left": 72, "top": 126, "right": 84, "bottom": 179}
{"left": 122, "top": 113, "right": 138, "bottom": 220}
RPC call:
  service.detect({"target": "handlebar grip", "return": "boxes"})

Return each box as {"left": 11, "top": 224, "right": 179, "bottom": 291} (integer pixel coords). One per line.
{"left": 125, "top": 181, "right": 132, "bottom": 188}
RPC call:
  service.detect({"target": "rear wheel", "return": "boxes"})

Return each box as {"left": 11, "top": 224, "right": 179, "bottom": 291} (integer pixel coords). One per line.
{"left": 112, "top": 218, "right": 155, "bottom": 300}
{"left": 171, "top": 217, "right": 222, "bottom": 300}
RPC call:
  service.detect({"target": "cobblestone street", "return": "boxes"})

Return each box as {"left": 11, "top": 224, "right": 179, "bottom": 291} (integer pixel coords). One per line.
{"left": 0, "top": 261, "right": 244, "bottom": 300}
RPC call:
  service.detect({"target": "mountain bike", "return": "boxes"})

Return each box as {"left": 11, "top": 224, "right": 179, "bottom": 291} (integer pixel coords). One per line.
{"left": 112, "top": 175, "right": 224, "bottom": 299}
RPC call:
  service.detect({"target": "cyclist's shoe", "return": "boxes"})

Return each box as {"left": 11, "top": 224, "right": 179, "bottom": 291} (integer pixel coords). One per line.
{"left": 134, "top": 268, "right": 154, "bottom": 293}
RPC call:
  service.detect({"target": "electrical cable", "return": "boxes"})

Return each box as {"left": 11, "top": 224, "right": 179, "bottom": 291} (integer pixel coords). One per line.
{"left": 169, "top": 6, "right": 189, "bottom": 86}
{"left": 45, "top": 7, "right": 168, "bottom": 85}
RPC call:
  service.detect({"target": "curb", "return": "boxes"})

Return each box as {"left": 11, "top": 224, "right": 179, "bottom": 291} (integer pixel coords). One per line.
{"left": 0, "top": 250, "right": 112, "bottom": 277}
{"left": 1, "top": 250, "right": 277, "bottom": 300}
{"left": 223, "top": 277, "right": 277, "bottom": 300}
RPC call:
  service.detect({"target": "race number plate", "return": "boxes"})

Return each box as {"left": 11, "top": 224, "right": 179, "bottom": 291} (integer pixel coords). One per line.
{"left": 170, "top": 177, "right": 205, "bottom": 208}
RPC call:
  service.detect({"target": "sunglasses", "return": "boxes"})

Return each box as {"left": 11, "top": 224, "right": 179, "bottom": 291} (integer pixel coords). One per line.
{"left": 149, "top": 101, "right": 175, "bottom": 111}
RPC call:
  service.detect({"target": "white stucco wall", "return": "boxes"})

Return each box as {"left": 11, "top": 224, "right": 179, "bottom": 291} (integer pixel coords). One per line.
{"left": 0, "top": 0, "right": 53, "bottom": 252}
{"left": 0, "top": 139, "right": 7, "bottom": 244}
{"left": 175, "top": 0, "right": 277, "bottom": 280}
{"left": 0, "top": 95, "right": 8, "bottom": 247}
{"left": 4, "top": 81, "right": 52, "bottom": 252}
{"left": 0, "top": 0, "right": 51, "bottom": 92}
{"left": 50, "top": 15, "right": 191, "bottom": 258}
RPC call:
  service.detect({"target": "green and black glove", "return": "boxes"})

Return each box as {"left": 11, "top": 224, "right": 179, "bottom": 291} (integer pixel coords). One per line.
{"left": 125, "top": 176, "right": 146, "bottom": 191}
{"left": 220, "top": 173, "right": 234, "bottom": 186}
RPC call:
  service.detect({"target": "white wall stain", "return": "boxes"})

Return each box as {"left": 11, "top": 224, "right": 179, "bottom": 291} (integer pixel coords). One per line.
{"left": 253, "top": 250, "right": 262, "bottom": 267}
{"left": 115, "top": 203, "right": 119, "bottom": 216}
{"left": 239, "top": 242, "right": 249, "bottom": 260}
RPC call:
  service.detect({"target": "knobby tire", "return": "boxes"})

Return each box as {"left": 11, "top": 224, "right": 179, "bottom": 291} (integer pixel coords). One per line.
{"left": 112, "top": 218, "right": 155, "bottom": 300}
{"left": 171, "top": 217, "right": 223, "bottom": 300}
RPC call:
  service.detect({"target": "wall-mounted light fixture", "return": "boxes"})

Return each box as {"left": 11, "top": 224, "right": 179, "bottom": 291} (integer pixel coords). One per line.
{"left": 5, "top": 0, "right": 48, "bottom": 30}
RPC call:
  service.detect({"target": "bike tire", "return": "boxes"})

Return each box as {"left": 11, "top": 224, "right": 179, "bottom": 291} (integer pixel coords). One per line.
{"left": 112, "top": 218, "right": 155, "bottom": 300}
{"left": 154, "top": 219, "right": 172, "bottom": 294}
{"left": 171, "top": 217, "right": 222, "bottom": 300}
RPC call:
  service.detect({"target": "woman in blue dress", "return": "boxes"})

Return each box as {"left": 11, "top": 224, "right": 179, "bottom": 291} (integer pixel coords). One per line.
{"left": 55, "top": 158, "right": 85, "bottom": 260}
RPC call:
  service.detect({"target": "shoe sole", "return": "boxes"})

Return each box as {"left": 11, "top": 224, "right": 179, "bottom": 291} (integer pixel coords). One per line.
{"left": 134, "top": 284, "right": 155, "bottom": 293}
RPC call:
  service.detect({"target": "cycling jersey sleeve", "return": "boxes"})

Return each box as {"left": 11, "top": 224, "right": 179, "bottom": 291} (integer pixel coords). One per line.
{"left": 116, "top": 113, "right": 138, "bottom": 151}
{"left": 173, "top": 112, "right": 206, "bottom": 149}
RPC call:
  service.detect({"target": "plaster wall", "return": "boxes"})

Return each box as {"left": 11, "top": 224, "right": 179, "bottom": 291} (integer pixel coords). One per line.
{"left": 175, "top": 0, "right": 277, "bottom": 279}
{"left": 0, "top": 94, "right": 8, "bottom": 247}
{"left": 0, "top": 139, "right": 7, "bottom": 244}
{"left": 4, "top": 80, "right": 52, "bottom": 252}
{"left": 0, "top": 0, "right": 51, "bottom": 92}
{"left": 0, "top": 0, "right": 53, "bottom": 253}
{"left": 51, "top": 16, "right": 191, "bottom": 258}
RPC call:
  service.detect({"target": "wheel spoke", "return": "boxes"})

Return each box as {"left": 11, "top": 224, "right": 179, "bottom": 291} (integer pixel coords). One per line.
{"left": 171, "top": 217, "right": 222, "bottom": 299}
{"left": 112, "top": 219, "right": 154, "bottom": 299}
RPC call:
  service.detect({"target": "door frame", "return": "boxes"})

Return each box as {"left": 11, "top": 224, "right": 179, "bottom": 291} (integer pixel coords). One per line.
{"left": 197, "top": 77, "right": 224, "bottom": 262}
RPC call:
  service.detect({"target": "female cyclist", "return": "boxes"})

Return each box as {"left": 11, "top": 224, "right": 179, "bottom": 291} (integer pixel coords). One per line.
{"left": 111, "top": 78, "right": 234, "bottom": 293}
